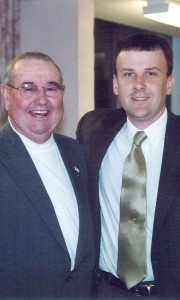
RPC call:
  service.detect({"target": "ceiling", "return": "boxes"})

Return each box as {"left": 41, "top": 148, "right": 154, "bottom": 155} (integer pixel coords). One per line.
{"left": 94, "top": 0, "right": 180, "bottom": 37}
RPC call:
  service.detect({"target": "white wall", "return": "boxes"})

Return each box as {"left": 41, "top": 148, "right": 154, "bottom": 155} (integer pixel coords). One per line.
{"left": 20, "top": 0, "right": 94, "bottom": 137}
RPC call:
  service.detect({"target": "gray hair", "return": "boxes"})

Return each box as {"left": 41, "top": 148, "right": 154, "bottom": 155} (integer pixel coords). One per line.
{"left": 3, "top": 51, "right": 63, "bottom": 85}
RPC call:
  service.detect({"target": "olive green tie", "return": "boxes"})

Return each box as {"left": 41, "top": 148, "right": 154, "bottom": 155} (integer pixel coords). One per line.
{"left": 117, "top": 131, "right": 147, "bottom": 289}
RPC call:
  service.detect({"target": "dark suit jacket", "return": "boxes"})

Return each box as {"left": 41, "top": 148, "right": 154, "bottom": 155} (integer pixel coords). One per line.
{"left": 0, "top": 123, "right": 96, "bottom": 299}
{"left": 77, "top": 108, "right": 180, "bottom": 297}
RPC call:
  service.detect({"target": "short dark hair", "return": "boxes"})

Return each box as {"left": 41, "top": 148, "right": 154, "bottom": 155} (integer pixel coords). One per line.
{"left": 114, "top": 32, "right": 173, "bottom": 77}
{"left": 3, "top": 51, "right": 63, "bottom": 85}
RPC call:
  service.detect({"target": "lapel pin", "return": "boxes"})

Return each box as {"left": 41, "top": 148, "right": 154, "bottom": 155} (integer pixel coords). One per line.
{"left": 74, "top": 166, "right": 80, "bottom": 176}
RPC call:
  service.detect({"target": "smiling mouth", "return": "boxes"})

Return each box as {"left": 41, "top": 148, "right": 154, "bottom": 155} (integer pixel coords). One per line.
{"left": 29, "top": 110, "right": 49, "bottom": 117}
{"left": 132, "top": 97, "right": 149, "bottom": 101}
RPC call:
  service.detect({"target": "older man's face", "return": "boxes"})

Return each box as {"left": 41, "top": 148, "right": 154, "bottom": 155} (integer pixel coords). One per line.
{"left": 2, "top": 58, "right": 64, "bottom": 143}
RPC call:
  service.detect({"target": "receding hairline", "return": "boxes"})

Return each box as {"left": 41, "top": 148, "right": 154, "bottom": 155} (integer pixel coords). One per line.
{"left": 3, "top": 51, "right": 63, "bottom": 85}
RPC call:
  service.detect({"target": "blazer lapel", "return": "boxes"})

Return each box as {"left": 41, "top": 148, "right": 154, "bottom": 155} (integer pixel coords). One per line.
{"left": 153, "top": 112, "right": 180, "bottom": 241}
{"left": 54, "top": 136, "right": 90, "bottom": 267}
{"left": 0, "top": 125, "right": 69, "bottom": 255}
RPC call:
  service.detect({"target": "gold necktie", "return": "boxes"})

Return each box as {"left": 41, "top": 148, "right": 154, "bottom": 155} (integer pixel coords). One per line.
{"left": 117, "top": 131, "right": 147, "bottom": 289}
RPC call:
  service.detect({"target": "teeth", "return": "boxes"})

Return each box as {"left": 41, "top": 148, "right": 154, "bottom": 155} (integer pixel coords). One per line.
{"left": 132, "top": 97, "right": 147, "bottom": 101}
{"left": 33, "top": 110, "right": 48, "bottom": 114}
{"left": 29, "top": 110, "right": 49, "bottom": 117}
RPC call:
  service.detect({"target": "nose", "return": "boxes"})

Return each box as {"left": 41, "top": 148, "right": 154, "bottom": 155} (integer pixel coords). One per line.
{"left": 133, "top": 75, "right": 145, "bottom": 91}
{"left": 34, "top": 88, "right": 48, "bottom": 105}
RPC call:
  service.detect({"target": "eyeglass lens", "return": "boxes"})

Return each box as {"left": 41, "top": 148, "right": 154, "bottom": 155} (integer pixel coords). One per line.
{"left": 20, "top": 83, "right": 63, "bottom": 98}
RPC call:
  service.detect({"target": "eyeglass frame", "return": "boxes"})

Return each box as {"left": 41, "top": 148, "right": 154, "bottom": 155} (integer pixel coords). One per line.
{"left": 6, "top": 82, "right": 65, "bottom": 99}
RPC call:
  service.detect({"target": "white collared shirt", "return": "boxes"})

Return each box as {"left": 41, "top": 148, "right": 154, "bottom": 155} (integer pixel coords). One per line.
{"left": 99, "top": 109, "right": 167, "bottom": 281}
{"left": 9, "top": 120, "right": 79, "bottom": 270}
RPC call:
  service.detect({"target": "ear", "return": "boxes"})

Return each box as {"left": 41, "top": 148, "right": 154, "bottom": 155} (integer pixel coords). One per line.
{"left": 113, "top": 74, "right": 119, "bottom": 96}
{"left": 0, "top": 84, "right": 11, "bottom": 111}
{"left": 166, "top": 75, "right": 174, "bottom": 95}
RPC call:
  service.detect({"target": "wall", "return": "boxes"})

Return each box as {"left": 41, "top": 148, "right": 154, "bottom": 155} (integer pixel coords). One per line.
{"left": 20, "top": 0, "right": 94, "bottom": 137}
{"left": 20, "top": 0, "right": 180, "bottom": 137}
{"left": 172, "top": 37, "right": 180, "bottom": 114}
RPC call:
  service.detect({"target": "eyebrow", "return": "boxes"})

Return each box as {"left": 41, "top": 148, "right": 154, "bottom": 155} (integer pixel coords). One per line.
{"left": 22, "top": 81, "right": 34, "bottom": 85}
{"left": 120, "top": 68, "right": 134, "bottom": 72}
{"left": 21, "top": 81, "right": 61, "bottom": 86}
{"left": 120, "top": 67, "right": 161, "bottom": 72}
{"left": 47, "top": 81, "right": 61, "bottom": 85}
{"left": 144, "top": 67, "right": 161, "bottom": 71}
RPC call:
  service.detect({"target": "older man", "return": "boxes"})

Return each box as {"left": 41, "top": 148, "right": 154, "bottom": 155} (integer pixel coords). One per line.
{"left": 0, "top": 52, "right": 95, "bottom": 299}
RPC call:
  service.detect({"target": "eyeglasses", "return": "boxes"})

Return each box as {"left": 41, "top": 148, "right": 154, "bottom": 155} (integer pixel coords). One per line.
{"left": 7, "top": 82, "right": 64, "bottom": 99}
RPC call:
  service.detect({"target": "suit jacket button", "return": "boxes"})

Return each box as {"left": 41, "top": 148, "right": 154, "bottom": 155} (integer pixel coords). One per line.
{"left": 66, "top": 275, "right": 72, "bottom": 282}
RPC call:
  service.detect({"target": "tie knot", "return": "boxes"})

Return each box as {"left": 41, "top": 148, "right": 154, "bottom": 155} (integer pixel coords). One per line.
{"left": 133, "top": 131, "right": 147, "bottom": 146}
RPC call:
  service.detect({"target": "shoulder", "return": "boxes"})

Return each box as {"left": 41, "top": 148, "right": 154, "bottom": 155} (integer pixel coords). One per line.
{"left": 167, "top": 110, "right": 180, "bottom": 129}
{"left": 78, "top": 108, "right": 125, "bottom": 127}
{"left": 54, "top": 133, "right": 84, "bottom": 156}
{"left": 54, "top": 133, "right": 82, "bottom": 147}
{"left": 76, "top": 108, "right": 126, "bottom": 141}
{"left": 54, "top": 133, "right": 87, "bottom": 174}
{"left": 0, "top": 122, "right": 21, "bottom": 151}
{"left": 168, "top": 110, "right": 180, "bottom": 121}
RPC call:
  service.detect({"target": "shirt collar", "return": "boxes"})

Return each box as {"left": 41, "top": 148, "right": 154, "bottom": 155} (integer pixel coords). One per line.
{"left": 126, "top": 108, "right": 167, "bottom": 146}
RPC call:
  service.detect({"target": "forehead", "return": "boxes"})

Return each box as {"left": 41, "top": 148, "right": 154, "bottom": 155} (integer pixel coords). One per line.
{"left": 116, "top": 49, "right": 167, "bottom": 70}
{"left": 13, "top": 58, "right": 60, "bottom": 83}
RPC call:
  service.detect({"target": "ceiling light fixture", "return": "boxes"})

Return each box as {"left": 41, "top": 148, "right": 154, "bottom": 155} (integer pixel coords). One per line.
{"left": 143, "top": 0, "right": 180, "bottom": 28}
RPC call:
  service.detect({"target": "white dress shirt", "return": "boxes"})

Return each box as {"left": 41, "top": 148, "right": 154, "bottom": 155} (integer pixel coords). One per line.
{"left": 9, "top": 120, "right": 79, "bottom": 270}
{"left": 99, "top": 109, "right": 167, "bottom": 281}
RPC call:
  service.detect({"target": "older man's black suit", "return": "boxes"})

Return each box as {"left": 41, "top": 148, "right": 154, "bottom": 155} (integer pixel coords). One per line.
{"left": 77, "top": 108, "right": 180, "bottom": 298}
{"left": 0, "top": 123, "right": 96, "bottom": 299}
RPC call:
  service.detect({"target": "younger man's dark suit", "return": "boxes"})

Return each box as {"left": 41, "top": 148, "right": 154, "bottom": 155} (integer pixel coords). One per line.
{"left": 0, "top": 122, "right": 96, "bottom": 299}
{"left": 77, "top": 108, "right": 180, "bottom": 298}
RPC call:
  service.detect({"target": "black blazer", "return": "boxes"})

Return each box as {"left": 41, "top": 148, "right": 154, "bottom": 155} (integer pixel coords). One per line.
{"left": 77, "top": 108, "right": 180, "bottom": 297}
{"left": 0, "top": 123, "right": 96, "bottom": 299}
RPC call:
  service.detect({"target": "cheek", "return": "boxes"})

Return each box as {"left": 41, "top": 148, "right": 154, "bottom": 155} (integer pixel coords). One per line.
{"left": 7, "top": 98, "right": 28, "bottom": 118}
{"left": 55, "top": 98, "right": 63, "bottom": 110}
{"left": 53, "top": 99, "right": 64, "bottom": 117}
{"left": 157, "top": 82, "right": 168, "bottom": 97}
{"left": 117, "top": 84, "right": 130, "bottom": 99}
